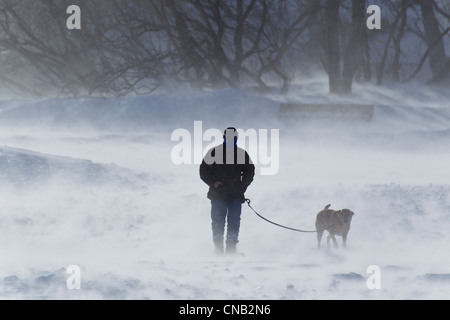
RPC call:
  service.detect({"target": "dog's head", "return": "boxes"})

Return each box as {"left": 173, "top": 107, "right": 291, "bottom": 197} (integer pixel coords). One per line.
{"left": 336, "top": 209, "right": 354, "bottom": 224}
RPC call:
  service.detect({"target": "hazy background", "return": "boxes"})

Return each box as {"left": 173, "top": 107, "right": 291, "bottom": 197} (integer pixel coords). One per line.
{"left": 0, "top": 0, "right": 449, "bottom": 98}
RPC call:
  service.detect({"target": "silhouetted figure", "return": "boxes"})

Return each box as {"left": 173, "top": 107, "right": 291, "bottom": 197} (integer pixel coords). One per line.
{"left": 200, "top": 127, "right": 255, "bottom": 255}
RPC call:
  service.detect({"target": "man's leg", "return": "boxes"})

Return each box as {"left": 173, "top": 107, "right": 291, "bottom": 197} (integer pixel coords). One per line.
{"left": 211, "top": 199, "right": 227, "bottom": 255}
{"left": 225, "top": 198, "right": 242, "bottom": 255}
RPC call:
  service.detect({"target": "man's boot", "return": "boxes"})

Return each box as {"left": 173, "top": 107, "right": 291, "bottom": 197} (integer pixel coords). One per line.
{"left": 214, "top": 241, "right": 224, "bottom": 256}
{"left": 225, "top": 239, "right": 238, "bottom": 255}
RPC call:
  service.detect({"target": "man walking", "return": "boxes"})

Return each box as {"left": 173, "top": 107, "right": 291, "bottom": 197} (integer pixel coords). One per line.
{"left": 200, "top": 127, "right": 255, "bottom": 255}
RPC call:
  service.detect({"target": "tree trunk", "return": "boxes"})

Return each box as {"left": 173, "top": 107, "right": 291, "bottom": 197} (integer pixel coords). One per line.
{"left": 165, "top": 0, "right": 205, "bottom": 89}
{"left": 304, "top": 0, "right": 322, "bottom": 64}
{"left": 392, "top": 0, "right": 408, "bottom": 82}
{"left": 341, "top": 0, "right": 366, "bottom": 94}
{"left": 420, "top": 0, "right": 447, "bottom": 79}
{"left": 325, "top": 0, "right": 341, "bottom": 94}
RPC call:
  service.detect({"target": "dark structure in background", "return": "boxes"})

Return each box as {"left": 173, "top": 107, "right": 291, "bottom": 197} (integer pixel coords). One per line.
{"left": 0, "top": 0, "right": 448, "bottom": 98}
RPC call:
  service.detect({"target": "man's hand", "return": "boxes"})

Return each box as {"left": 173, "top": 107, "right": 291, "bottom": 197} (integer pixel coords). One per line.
{"left": 214, "top": 181, "right": 223, "bottom": 189}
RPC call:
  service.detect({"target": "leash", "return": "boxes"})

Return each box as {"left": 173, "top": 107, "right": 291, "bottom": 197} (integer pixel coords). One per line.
{"left": 245, "top": 198, "right": 336, "bottom": 233}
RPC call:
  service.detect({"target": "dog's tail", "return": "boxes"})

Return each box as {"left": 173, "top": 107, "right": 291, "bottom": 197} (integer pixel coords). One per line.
{"left": 324, "top": 204, "right": 331, "bottom": 210}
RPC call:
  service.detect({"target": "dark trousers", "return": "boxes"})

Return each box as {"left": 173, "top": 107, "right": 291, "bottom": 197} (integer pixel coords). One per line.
{"left": 210, "top": 199, "right": 242, "bottom": 248}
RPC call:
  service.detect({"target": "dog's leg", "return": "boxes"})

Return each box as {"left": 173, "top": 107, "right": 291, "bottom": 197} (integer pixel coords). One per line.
{"left": 342, "top": 233, "right": 348, "bottom": 247}
{"left": 329, "top": 234, "right": 338, "bottom": 249}
{"left": 317, "top": 230, "right": 324, "bottom": 249}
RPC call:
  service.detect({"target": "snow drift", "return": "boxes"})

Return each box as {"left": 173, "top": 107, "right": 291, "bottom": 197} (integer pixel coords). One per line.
{"left": 0, "top": 146, "right": 149, "bottom": 188}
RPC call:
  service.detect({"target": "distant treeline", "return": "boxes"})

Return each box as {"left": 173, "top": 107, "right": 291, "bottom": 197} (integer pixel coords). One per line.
{"left": 0, "top": 0, "right": 448, "bottom": 97}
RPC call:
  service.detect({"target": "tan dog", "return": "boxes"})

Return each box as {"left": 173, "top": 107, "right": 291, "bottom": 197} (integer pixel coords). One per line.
{"left": 315, "top": 204, "right": 354, "bottom": 249}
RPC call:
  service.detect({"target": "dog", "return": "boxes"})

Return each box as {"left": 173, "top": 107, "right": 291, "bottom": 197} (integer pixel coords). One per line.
{"left": 315, "top": 204, "right": 354, "bottom": 249}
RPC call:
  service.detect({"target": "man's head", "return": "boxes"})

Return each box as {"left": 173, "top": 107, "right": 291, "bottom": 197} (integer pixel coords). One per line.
{"left": 223, "top": 127, "right": 239, "bottom": 145}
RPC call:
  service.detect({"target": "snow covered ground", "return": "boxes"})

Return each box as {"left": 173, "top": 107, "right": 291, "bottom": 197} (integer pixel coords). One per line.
{"left": 0, "top": 81, "right": 450, "bottom": 300}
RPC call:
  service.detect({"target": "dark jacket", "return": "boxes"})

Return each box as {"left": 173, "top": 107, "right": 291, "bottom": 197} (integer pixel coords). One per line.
{"left": 200, "top": 143, "right": 255, "bottom": 203}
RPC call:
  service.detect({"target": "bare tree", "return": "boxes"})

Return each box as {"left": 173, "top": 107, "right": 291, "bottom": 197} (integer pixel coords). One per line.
{"left": 323, "top": 0, "right": 366, "bottom": 94}
{"left": 158, "top": 0, "right": 314, "bottom": 92}
{"left": 0, "top": 0, "right": 170, "bottom": 97}
{"left": 325, "top": 0, "right": 341, "bottom": 94}
{"left": 341, "top": 0, "right": 366, "bottom": 94}
{"left": 0, "top": 0, "right": 448, "bottom": 97}
{"left": 420, "top": 0, "right": 447, "bottom": 79}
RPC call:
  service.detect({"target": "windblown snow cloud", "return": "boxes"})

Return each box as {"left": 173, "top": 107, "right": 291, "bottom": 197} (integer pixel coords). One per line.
{"left": 0, "top": 84, "right": 449, "bottom": 299}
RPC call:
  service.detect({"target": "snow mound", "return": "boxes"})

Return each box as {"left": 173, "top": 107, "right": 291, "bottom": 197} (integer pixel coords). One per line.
{"left": 0, "top": 146, "right": 149, "bottom": 188}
